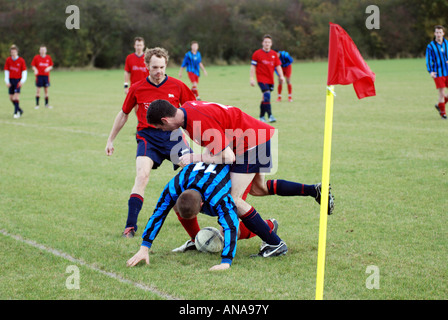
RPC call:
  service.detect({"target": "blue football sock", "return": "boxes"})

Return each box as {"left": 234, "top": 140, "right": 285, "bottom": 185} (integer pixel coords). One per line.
{"left": 267, "top": 179, "right": 317, "bottom": 198}
{"left": 240, "top": 207, "right": 281, "bottom": 245}
{"left": 126, "top": 194, "right": 143, "bottom": 231}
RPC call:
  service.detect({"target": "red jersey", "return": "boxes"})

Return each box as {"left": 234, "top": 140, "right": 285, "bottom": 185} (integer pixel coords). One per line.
{"left": 251, "top": 49, "right": 281, "bottom": 84}
{"left": 124, "top": 53, "right": 149, "bottom": 84}
{"left": 4, "top": 56, "right": 27, "bottom": 79}
{"left": 122, "top": 76, "right": 196, "bottom": 131}
{"left": 180, "top": 101, "right": 275, "bottom": 155}
{"left": 31, "top": 54, "right": 53, "bottom": 76}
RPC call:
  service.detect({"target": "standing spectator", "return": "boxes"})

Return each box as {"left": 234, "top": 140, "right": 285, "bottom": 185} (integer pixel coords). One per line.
{"left": 31, "top": 45, "right": 54, "bottom": 109}
{"left": 250, "top": 34, "right": 284, "bottom": 123}
{"left": 4, "top": 45, "right": 27, "bottom": 118}
{"left": 178, "top": 41, "right": 207, "bottom": 100}
{"left": 426, "top": 25, "right": 448, "bottom": 119}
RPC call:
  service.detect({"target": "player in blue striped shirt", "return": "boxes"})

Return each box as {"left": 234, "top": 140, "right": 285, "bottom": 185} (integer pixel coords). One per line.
{"left": 179, "top": 41, "right": 208, "bottom": 100}
{"left": 276, "top": 50, "right": 294, "bottom": 102}
{"left": 426, "top": 25, "right": 448, "bottom": 119}
{"left": 126, "top": 162, "right": 239, "bottom": 271}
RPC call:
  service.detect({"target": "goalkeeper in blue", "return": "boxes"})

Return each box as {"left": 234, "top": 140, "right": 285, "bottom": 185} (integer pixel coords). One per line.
{"left": 126, "top": 162, "right": 239, "bottom": 271}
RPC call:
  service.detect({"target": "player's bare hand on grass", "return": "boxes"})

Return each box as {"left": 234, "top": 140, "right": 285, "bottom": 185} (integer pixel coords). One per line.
{"left": 127, "top": 246, "right": 150, "bottom": 267}
{"left": 209, "top": 263, "right": 230, "bottom": 271}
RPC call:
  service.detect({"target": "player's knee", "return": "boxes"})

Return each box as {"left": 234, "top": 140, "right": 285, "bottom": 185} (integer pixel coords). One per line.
{"left": 248, "top": 183, "right": 269, "bottom": 196}
{"left": 263, "top": 91, "right": 271, "bottom": 103}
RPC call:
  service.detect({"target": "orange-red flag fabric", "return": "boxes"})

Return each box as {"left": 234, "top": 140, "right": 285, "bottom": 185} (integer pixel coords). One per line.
{"left": 327, "top": 23, "right": 376, "bottom": 99}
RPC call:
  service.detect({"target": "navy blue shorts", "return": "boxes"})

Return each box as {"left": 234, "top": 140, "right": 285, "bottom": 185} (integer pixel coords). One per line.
{"left": 258, "top": 82, "right": 274, "bottom": 93}
{"left": 8, "top": 79, "right": 21, "bottom": 95}
{"left": 231, "top": 140, "right": 273, "bottom": 174}
{"left": 36, "top": 75, "right": 50, "bottom": 87}
{"left": 136, "top": 127, "right": 191, "bottom": 170}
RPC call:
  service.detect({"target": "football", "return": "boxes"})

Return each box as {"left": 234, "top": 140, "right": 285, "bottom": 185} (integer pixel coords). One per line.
{"left": 194, "top": 227, "right": 224, "bottom": 253}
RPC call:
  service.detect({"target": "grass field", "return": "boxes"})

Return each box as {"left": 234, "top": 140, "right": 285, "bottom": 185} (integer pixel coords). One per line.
{"left": 0, "top": 59, "right": 447, "bottom": 300}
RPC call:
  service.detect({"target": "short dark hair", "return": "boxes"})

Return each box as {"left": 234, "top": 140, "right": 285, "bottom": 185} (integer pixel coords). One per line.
{"left": 134, "top": 36, "right": 145, "bottom": 44}
{"left": 176, "top": 189, "right": 202, "bottom": 219}
{"left": 435, "top": 25, "right": 445, "bottom": 31}
{"left": 146, "top": 99, "right": 177, "bottom": 125}
{"left": 263, "top": 34, "right": 272, "bottom": 40}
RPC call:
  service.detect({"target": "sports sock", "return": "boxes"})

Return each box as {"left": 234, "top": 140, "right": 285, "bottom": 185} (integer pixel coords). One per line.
{"left": 438, "top": 102, "right": 446, "bottom": 115}
{"left": 266, "top": 103, "right": 272, "bottom": 117}
{"left": 192, "top": 86, "right": 198, "bottom": 97}
{"left": 240, "top": 207, "right": 280, "bottom": 245}
{"left": 278, "top": 84, "right": 282, "bottom": 95}
{"left": 175, "top": 210, "right": 201, "bottom": 241}
{"left": 259, "top": 103, "right": 266, "bottom": 118}
{"left": 288, "top": 84, "right": 292, "bottom": 95}
{"left": 239, "top": 219, "right": 274, "bottom": 240}
{"left": 125, "top": 194, "right": 143, "bottom": 231}
{"left": 45, "top": 97, "right": 49, "bottom": 106}
{"left": 12, "top": 100, "right": 18, "bottom": 114}
{"left": 266, "top": 179, "right": 318, "bottom": 198}
{"left": 36, "top": 96, "right": 40, "bottom": 106}
{"left": 444, "top": 96, "right": 448, "bottom": 104}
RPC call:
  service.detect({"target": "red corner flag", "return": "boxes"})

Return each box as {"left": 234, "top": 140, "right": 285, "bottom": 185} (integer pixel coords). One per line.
{"left": 327, "top": 23, "right": 376, "bottom": 99}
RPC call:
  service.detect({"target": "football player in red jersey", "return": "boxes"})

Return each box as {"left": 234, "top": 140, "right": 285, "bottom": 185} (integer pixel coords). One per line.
{"left": 4, "top": 45, "right": 27, "bottom": 118}
{"left": 31, "top": 45, "right": 54, "bottom": 109}
{"left": 250, "top": 34, "right": 284, "bottom": 123}
{"left": 124, "top": 37, "right": 149, "bottom": 95}
{"left": 105, "top": 47, "right": 197, "bottom": 238}
{"left": 147, "top": 100, "right": 335, "bottom": 257}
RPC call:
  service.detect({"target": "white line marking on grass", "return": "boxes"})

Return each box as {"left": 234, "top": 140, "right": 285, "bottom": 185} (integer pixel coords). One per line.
{"left": 0, "top": 120, "right": 109, "bottom": 137}
{"left": 0, "top": 229, "right": 181, "bottom": 300}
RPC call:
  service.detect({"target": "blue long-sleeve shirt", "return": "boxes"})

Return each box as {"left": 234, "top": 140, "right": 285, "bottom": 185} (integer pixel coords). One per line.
{"left": 426, "top": 39, "right": 448, "bottom": 77}
{"left": 181, "top": 51, "right": 202, "bottom": 77}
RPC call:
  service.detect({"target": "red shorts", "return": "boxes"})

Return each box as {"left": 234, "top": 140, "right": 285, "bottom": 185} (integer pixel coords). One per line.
{"left": 434, "top": 76, "right": 448, "bottom": 89}
{"left": 188, "top": 72, "right": 199, "bottom": 83}
{"left": 282, "top": 65, "right": 292, "bottom": 78}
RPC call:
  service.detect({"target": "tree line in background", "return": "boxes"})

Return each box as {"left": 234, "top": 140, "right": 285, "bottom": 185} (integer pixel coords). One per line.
{"left": 0, "top": 0, "right": 447, "bottom": 68}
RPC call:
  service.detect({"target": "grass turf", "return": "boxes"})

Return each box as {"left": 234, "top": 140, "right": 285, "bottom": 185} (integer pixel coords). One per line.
{"left": 0, "top": 58, "right": 447, "bottom": 300}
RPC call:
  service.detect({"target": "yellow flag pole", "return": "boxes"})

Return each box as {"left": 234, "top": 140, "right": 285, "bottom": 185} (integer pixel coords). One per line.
{"left": 315, "top": 85, "right": 335, "bottom": 300}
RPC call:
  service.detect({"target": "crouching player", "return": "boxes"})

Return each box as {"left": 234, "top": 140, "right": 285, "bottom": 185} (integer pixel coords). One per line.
{"left": 127, "top": 162, "right": 239, "bottom": 271}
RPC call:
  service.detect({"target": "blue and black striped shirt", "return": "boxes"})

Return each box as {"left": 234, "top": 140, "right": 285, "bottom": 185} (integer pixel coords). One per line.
{"left": 141, "top": 162, "right": 239, "bottom": 265}
{"left": 181, "top": 51, "right": 202, "bottom": 77}
{"left": 426, "top": 39, "right": 448, "bottom": 77}
{"left": 278, "top": 51, "right": 293, "bottom": 68}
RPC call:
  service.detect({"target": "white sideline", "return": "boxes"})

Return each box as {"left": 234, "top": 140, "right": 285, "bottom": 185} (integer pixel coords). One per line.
{"left": 0, "top": 229, "right": 180, "bottom": 300}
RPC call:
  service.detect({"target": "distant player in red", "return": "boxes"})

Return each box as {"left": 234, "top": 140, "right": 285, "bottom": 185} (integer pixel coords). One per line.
{"left": 250, "top": 34, "right": 284, "bottom": 123}
{"left": 31, "top": 45, "right": 53, "bottom": 109}
{"left": 147, "top": 100, "right": 335, "bottom": 257}
{"left": 4, "top": 44, "right": 27, "bottom": 118}
{"left": 124, "top": 37, "right": 149, "bottom": 95}
{"left": 276, "top": 50, "right": 294, "bottom": 102}
{"left": 106, "top": 47, "right": 196, "bottom": 238}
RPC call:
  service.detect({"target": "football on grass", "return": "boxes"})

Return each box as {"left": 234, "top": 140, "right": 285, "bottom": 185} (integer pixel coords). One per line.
{"left": 194, "top": 227, "right": 224, "bottom": 253}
